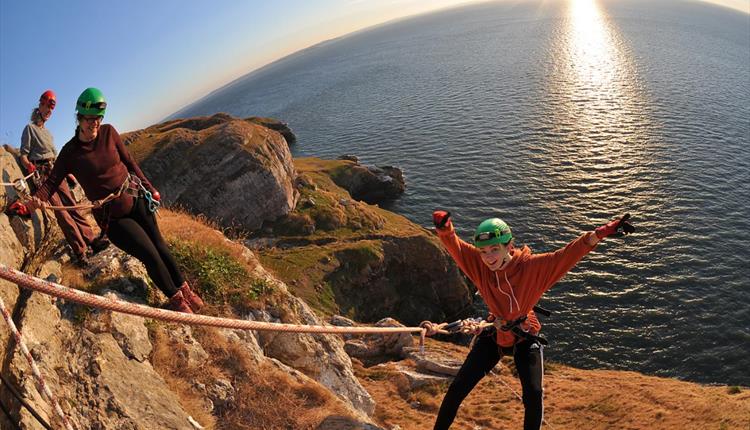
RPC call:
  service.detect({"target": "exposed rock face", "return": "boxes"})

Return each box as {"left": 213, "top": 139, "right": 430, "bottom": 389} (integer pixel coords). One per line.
{"left": 244, "top": 255, "right": 376, "bottom": 416}
{"left": 245, "top": 116, "right": 297, "bottom": 146}
{"left": 0, "top": 229, "right": 380, "bottom": 429}
{"left": 331, "top": 161, "right": 406, "bottom": 204}
{"left": 123, "top": 113, "right": 299, "bottom": 231}
{"left": 328, "top": 235, "right": 473, "bottom": 325}
{"left": 1, "top": 146, "right": 51, "bottom": 266}
{"left": 340, "top": 318, "right": 415, "bottom": 360}
{"left": 0, "top": 264, "right": 195, "bottom": 429}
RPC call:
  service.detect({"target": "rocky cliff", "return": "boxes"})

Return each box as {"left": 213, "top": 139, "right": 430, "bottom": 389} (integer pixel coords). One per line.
{"left": 122, "top": 113, "right": 298, "bottom": 231}
{"left": 1, "top": 142, "right": 381, "bottom": 429}
{"left": 1, "top": 117, "right": 747, "bottom": 430}
{"left": 123, "top": 114, "right": 473, "bottom": 326}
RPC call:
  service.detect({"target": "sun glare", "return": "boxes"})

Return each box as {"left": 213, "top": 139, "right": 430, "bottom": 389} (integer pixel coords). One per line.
{"left": 568, "top": 0, "right": 617, "bottom": 89}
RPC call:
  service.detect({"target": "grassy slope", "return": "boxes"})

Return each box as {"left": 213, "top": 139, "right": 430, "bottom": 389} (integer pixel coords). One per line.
{"left": 357, "top": 337, "right": 750, "bottom": 430}
{"left": 59, "top": 203, "right": 749, "bottom": 430}
{"left": 73, "top": 125, "right": 749, "bottom": 427}
{"left": 257, "top": 157, "right": 434, "bottom": 320}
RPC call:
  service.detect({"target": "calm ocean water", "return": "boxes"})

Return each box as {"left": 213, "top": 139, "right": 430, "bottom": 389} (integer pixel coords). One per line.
{"left": 172, "top": 0, "right": 750, "bottom": 385}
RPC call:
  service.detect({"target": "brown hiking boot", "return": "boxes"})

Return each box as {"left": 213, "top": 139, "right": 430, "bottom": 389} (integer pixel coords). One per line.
{"left": 179, "top": 282, "right": 204, "bottom": 311}
{"left": 167, "top": 291, "right": 193, "bottom": 314}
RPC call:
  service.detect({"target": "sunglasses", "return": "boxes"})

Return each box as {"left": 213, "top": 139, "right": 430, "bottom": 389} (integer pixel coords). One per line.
{"left": 474, "top": 229, "right": 510, "bottom": 242}
{"left": 78, "top": 101, "right": 107, "bottom": 110}
{"left": 45, "top": 99, "right": 56, "bottom": 109}
{"left": 80, "top": 115, "right": 103, "bottom": 123}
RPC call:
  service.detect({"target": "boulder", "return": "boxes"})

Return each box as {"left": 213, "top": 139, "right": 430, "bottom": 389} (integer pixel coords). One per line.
{"left": 250, "top": 293, "right": 376, "bottom": 416}
{"left": 123, "top": 113, "right": 299, "bottom": 231}
{"left": 402, "top": 346, "right": 463, "bottom": 376}
{"left": 331, "top": 162, "right": 405, "bottom": 204}
{"left": 343, "top": 318, "right": 414, "bottom": 360}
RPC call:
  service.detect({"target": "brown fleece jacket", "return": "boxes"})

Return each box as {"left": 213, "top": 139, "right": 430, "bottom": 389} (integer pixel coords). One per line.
{"left": 34, "top": 124, "right": 154, "bottom": 229}
{"left": 436, "top": 223, "right": 597, "bottom": 347}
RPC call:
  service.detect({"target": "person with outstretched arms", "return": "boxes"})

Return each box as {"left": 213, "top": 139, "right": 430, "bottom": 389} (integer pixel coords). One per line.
{"left": 430, "top": 210, "right": 634, "bottom": 429}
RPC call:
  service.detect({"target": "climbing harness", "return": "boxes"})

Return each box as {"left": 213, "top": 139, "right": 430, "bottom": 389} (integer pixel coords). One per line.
{"left": 495, "top": 315, "right": 548, "bottom": 346}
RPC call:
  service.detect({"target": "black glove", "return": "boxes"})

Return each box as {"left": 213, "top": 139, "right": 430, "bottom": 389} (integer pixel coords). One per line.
{"left": 432, "top": 210, "right": 452, "bottom": 230}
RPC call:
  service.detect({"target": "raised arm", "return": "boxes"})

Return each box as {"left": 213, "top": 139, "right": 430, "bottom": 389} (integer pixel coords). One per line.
{"left": 433, "top": 211, "right": 485, "bottom": 283}
{"left": 521, "top": 214, "right": 635, "bottom": 304}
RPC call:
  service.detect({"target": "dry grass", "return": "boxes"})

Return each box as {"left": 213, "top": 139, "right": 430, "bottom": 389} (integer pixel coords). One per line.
{"left": 149, "top": 323, "right": 350, "bottom": 430}
{"left": 149, "top": 325, "right": 218, "bottom": 429}
{"left": 157, "top": 208, "right": 281, "bottom": 314}
{"left": 356, "top": 337, "right": 750, "bottom": 430}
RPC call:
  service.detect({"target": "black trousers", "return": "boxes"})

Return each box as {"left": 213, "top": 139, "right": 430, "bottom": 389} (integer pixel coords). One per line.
{"left": 434, "top": 333, "right": 544, "bottom": 430}
{"left": 107, "top": 197, "right": 184, "bottom": 297}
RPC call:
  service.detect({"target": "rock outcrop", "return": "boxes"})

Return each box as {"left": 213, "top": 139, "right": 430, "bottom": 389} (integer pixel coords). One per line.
{"left": 255, "top": 157, "right": 474, "bottom": 326}
{"left": 1, "top": 143, "right": 381, "bottom": 429}
{"left": 331, "top": 159, "right": 405, "bottom": 204}
{"left": 122, "top": 113, "right": 299, "bottom": 231}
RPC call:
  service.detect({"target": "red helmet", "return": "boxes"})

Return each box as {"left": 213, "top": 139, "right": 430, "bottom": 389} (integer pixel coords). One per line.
{"left": 39, "top": 90, "right": 56, "bottom": 109}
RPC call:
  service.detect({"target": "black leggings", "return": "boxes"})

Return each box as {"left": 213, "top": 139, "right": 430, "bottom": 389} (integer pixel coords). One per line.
{"left": 434, "top": 333, "right": 544, "bottom": 430}
{"left": 107, "top": 197, "right": 184, "bottom": 297}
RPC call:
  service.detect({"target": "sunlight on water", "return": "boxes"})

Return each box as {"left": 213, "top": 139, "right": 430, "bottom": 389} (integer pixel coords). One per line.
{"left": 569, "top": 0, "right": 616, "bottom": 89}
{"left": 177, "top": 0, "right": 750, "bottom": 384}
{"left": 537, "top": 0, "right": 663, "bottom": 229}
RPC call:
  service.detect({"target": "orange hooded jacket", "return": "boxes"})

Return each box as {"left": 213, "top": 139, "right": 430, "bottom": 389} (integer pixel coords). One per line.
{"left": 436, "top": 224, "right": 597, "bottom": 347}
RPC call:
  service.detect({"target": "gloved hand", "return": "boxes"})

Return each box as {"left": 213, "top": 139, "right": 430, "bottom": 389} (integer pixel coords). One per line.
{"left": 24, "top": 163, "right": 36, "bottom": 174}
{"left": 432, "top": 210, "right": 452, "bottom": 230}
{"left": 595, "top": 213, "right": 635, "bottom": 239}
{"left": 6, "top": 201, "right": 30, "bottom": 217}
{"left": 151, "top": 190, "right": 161, "bottom": 202}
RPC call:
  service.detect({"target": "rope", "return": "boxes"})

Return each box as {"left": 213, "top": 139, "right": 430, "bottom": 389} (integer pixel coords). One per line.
{"left": 0, "top": 264, "right": 447, "bottom": 428}
{"left": 2, "top": 172, "right": 127, "bottom": 212}
{"left": 0, "top": 264, "right": 427, "bottom": 340}
{"left": 0, "top": 171, "right": 36, "bottom": 187}
{"left": 0, "top": 296, "right": 73, "bottom": 430}
{"left": 30, "top": 180, "right": 128, "bottom": 212}
{"left": 0, "top": 374, "right": 52, "bottom": 429}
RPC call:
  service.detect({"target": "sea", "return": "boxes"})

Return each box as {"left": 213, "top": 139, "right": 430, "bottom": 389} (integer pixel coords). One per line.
{"left": 171, "top": 0, "right": 750, "bottom": 386}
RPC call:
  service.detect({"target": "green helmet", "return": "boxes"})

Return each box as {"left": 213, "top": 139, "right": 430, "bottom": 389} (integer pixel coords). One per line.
{"left": 76, "top": 87, "right": 107, "bottom": 116}
{"left": 474, "top": 218, "right": 513, "bottom": 247}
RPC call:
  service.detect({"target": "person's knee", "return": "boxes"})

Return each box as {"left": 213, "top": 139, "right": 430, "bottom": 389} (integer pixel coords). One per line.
{"left": 444, "top": 377, "right": 473, "bottom": 402}
{"left": 522, "top": 385, "right": 543, "bottom": 407}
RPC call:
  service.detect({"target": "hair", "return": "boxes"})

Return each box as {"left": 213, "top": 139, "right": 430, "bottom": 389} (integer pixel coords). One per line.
{"left": 30, "top": 108, "right": 43, "bottom": 124}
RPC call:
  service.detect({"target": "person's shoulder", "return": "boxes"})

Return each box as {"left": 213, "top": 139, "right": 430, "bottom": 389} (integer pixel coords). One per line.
{"left": 100, "top": 124, "right": 118, "bottom": 133}
{"left": 58, "top": 135, "right": 78, "bottom": 155}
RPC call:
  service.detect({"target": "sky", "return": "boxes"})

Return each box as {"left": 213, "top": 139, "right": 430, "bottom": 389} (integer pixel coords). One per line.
{"left": 1, "top": 0, "right": 747, "bottom": 150}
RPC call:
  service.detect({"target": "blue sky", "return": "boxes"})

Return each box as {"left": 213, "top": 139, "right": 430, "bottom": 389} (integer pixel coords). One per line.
{"left": 1, "top": 0, "right": 747, "bottom": 149}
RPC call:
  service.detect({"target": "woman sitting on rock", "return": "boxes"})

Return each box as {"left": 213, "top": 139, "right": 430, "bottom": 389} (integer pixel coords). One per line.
{"left": 24, "top": 87, "right": 204, "bottom": 313}
{"left": 430, "top": 210, "right": 634, "bottom": 430}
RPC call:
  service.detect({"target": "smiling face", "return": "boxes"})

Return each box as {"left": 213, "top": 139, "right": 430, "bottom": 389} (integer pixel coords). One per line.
{"left": 78, "top": 115, "right": 103, "bottom": 141}
{"left": 478, "top": 242, "right": 512, "bottom": 271}
{"left": 35, "top": 97, "right": 55, "bottom": 124}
